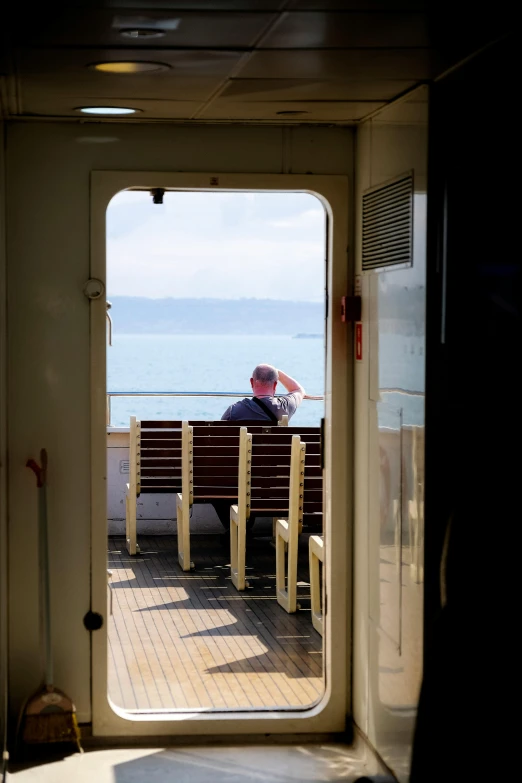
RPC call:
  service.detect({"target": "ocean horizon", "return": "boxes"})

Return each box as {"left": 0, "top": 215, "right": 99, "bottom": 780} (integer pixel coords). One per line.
{"left": 107, "top": 331, "right": 424, "bottom": 428}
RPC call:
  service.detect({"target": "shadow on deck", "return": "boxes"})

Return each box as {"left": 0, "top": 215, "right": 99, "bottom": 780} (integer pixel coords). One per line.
{"left": 107, "top": 524, "right": 323, "bottom": 711}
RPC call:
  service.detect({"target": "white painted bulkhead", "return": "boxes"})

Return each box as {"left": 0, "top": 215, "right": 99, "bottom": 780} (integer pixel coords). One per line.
{"left": 5, "top": 123, "right": 354, "bottom": 734}
{"left": 353, "top": 86, "right": 428, "bottom": 781}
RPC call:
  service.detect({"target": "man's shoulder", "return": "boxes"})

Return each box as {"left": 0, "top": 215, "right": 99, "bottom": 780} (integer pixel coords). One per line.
{"left": 222, "top": 398, "right": 255, "bottom": 421}
{"left": 275, "top": 392, "right": 301, "bottom": 408}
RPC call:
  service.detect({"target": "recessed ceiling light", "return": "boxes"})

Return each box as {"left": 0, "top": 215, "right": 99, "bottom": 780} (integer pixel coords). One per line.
{"left": 76, "top": 107, "right": 140, "bottom": 115}
{"left": 276, "top": 110, "right": 309, "bottom": 116}
{"left": 89, "top": 61, "right": 170, "bottom": 74}
{"left": 119, "top": 28, "right": 166, "bottom": 39}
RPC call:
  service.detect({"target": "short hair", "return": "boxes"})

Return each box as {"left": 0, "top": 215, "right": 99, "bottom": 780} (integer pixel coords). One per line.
{"left": 252, "top": 364, "right": 278, "bottom": 386}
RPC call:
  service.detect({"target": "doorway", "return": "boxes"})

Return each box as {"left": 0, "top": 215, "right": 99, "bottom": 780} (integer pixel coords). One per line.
{"left": 90, "top": 171, "right": 350, "bottom": 736}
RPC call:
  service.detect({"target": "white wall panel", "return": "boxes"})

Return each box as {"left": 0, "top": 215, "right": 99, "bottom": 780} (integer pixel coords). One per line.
{"left": 6, "top": 121, "right": 354, "bottom": 725}
{"left": 353, "top": 87, "right": 428, "bottom": 782}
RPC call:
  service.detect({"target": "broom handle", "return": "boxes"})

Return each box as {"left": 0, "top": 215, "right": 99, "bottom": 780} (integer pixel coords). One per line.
{"left": 27, "top": 449, "right": 53, "bottom": 688}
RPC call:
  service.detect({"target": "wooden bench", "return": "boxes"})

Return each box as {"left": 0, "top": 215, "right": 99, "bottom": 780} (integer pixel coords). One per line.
{"left": 229, "top": 426, "right": 323, "bottom": 601}
{"left": 176, "top": 421, "right": 248, "bottom": 570}
{"left": 125, "top": 417, "right": 289, "bottom": 557}
{"left": 126, "top": 417, "right": 181, "bottom": 555}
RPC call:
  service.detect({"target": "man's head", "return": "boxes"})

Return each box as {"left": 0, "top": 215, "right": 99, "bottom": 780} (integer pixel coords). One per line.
{"left": 250, "top": 364, "right": 278, "bottom": 396}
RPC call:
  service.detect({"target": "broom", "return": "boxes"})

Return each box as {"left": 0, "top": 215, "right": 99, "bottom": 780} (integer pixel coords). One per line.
{"left": 19, "top": 449, "right": 82, "bottom": 752}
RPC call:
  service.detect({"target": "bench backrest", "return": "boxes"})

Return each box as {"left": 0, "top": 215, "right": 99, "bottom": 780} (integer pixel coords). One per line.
{"left": 248, "top": 427, "right": 322, "bottom": 519}
{"left": 230, "top": 426, "right": 322, "bottom": 527}
{"left": 131, "top": 417, "right": 182, "bottom": 496}
{"left": 191, "top": 423, "right": 247, "bottom": 502}
{"left": 130, "top": 419, "right": 321, "bottom": 518}
{"left": 131, "top": 418, "right": 279, "bottom": 495}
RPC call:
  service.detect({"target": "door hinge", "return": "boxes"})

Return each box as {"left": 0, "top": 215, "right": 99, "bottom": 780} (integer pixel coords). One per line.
{"left": 341, "top": 295, "right": 362, "bottom": 323}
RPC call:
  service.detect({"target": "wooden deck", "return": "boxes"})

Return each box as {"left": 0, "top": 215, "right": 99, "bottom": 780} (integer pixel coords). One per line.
{"left": 107, "top": 527, "right": 323, "bottom": 711}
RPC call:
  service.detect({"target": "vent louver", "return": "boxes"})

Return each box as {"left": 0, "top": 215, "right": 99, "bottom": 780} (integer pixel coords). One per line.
{"left": 362, "top": 172, "right": 413, "bottom": 271}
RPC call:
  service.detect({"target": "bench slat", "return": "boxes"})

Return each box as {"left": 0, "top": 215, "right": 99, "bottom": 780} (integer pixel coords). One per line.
{"left": 194, "top": 489, "right": 238, "bottom": 499}
{"left": 141, "top": 441, "right": 182, "bottom": 450}
{"left": 139, "top": 486, "right": 182, "bottom": 494}
{"left": 190, "top": 474, "right": 322, "bottom": 489}
{"left": 302, "top": 502, "right": 323, "bottom": 513}
{"left": 141, "top": 458, "right": 321, "bottom": 473}
{"left": 251, "top": 442, "right": 320, "bottom": 455}
{"left": 251, "top": 488, "right": 323, "bottom": 502}
{"left": 139, "top": 419, "right": 267, "bottom": 428}
{"left": 141, "top": 468, "right": 182, "bottom": 477}
{"left": 192, "top": 455, "right": 240, "bottom": 467}
{"left": 140, "top": 480, "right": 182, "bottom": 489}
{"left": 140, "top": 421, "right": 183, "bottom": 428}
{"left": 141, "top": 448, "right": 183, "bottom": 457}
{"left": 141, "top": 430, "right": 182, "bottom": 441}
{"left": 249, "top": 500, "right": 291, "bottom": 512}
{"left": 191, "top": 419, "right": 273, "bottom": 427}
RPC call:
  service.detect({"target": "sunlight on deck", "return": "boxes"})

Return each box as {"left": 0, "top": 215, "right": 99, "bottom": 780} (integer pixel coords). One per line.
{"left": 108, "top": 533, "right": 323, "bottom": 711}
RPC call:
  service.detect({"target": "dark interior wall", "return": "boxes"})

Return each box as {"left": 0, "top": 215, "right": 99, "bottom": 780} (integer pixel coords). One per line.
{"left": 414, "top": 33, "right": 518, "bottom": 781}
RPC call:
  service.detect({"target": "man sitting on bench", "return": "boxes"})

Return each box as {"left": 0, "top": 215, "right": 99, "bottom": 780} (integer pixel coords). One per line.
{"left": 221, "top": 364, "right": 305, "bottom": 423}
{"left": 213, "top": 365, "right": 305, "bottom": 531}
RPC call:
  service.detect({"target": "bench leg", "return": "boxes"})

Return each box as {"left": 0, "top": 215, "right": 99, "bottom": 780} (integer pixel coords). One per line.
{"left": 125, "top": 486, "right": 140, "bottom": 556}
{"left": 176, "top": 493, "right": 192, "bottom": 572}
{"left": 309, "top": 535, "right": 324, "bottom": 636}
{"left": 275, "top": 518, "right": 298, "bottom": 613}
{"left": 230, "top": 504, "right": 246, "bottom": 591}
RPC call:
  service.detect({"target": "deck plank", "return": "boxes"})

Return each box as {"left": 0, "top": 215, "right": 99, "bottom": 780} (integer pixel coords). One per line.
{"left": 108, "top": 531, "right": 323, "bottom": 711}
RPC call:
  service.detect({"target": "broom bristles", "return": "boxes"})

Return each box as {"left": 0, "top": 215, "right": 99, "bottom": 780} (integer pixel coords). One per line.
{"left": 21, "top": 687, "right": 82, "bottom": 751}
{"left": 22, "top": 711, "right": 81, "bottom": 747}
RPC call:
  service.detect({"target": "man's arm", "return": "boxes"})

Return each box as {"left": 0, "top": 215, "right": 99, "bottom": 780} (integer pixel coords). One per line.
{"left": 276, "top": 369, "right": 305, "bottom": 405}
{"left": 221, "top": 405, "right": 232, "bottom": 420}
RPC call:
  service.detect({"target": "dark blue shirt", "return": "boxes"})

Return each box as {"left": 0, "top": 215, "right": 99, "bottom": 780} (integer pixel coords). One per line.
{"left": 221, "top": 394, "right": 300, "bottom": 422}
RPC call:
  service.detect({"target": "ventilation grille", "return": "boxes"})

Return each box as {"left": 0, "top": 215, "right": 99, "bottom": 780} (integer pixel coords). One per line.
{"left": 362, "top": 172, "right": 413, "bottom": 271}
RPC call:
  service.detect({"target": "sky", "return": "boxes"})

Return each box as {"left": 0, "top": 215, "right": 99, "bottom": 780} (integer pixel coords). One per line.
{"left": 106, "top": 190, "right": 326, "bottom": 301}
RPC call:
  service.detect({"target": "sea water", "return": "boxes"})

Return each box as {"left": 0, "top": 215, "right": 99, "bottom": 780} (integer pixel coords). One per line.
{"left": 107, "top": 331, "right": 425, "bottom": 428}
{"left": 108, "top": 333, "right": 326, "bottom": 427}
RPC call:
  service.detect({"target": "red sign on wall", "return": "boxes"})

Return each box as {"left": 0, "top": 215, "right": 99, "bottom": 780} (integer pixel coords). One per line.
{"left": 355, "top": 322, "right": 363, "bottom": 362}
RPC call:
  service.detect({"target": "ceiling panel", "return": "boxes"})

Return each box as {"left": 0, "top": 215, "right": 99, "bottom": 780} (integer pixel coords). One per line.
{"left": 14, "top": 48, "right": 245, "bottom": 117}
{"left": 21, "top": 95, "right": 203, "bottom": 120}
{"left": 220, "top": 78, "right": 416, "bottom": 101}
{"left": 198, "top": 99, "right": 384, "bottom": 121}
{"left": 20, "top": 9, "right": 278, "bottom": 49}
{"left": 372, "top": 84, "right": 428, "bottom": 124}
{"left": 259, "top": 12, "right": 429, "bottom": 48}
{"left": 239, "top": 48, "right": 443, "bottom": 79}
{"left": 15, "top": 48, "right": 243, "bottom": 112}
{"left": 105, "top": 1, "right": 285, "bottom": 8}
{"left": 0, "top": 1, "right": 448, "bottom": 124}
{"left": 287, "top": 1, "right": 426, "bottom": 9}
{"left": 20, "top": 75, "right": 223, "bottom": 107}
{"left": 17, "top": 47, "right": 243, "bottom": 77}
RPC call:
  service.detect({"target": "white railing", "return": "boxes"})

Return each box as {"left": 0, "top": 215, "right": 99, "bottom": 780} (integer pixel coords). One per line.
{"left": 106, "top": 391, "right": 324, "bottom": 427}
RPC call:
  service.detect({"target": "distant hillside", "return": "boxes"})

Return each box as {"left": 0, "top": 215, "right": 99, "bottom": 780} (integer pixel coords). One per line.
{"left": 108, "top": 297, "right": 325, "bottom": 335}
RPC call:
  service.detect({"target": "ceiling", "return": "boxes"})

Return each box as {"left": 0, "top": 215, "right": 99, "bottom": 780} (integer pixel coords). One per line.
{"left": 0, "top": 1, "right": 512, "bottom": 124}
